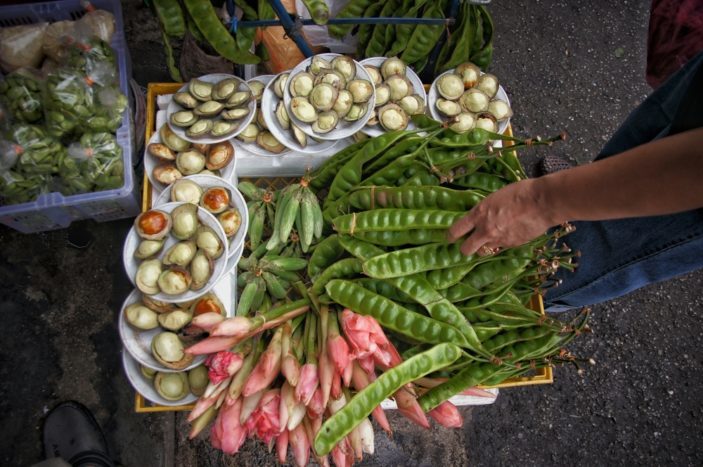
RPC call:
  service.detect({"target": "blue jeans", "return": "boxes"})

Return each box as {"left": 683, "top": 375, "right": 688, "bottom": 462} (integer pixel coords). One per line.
{"left": 544, "top": 51, "right": 703, "bottom": 311}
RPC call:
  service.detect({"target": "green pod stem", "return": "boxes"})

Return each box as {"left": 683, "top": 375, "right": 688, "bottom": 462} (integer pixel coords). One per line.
{"left": 399, "top": 170, "right": 439, "bottom": 187}
{"left": 183, "top": 0, "right": 260, "bottom": 65}
{"left": 355, "top": 1, "right": 385, "bottom": 55}
{"left": 333, "top": 209, "right": 464, "bottom": 234}
{"left": 307, "top": 235, "right": 346, "bottom": 280}
{"left": 356, "top": 278, "right": 416, "bottom": 304}
{"left": 236, "top": 281, "right": 258, "bottom": 316}
{"left": 418, "top": 361, "right": 503, "bottom": 412}
{"left": 362, "top": 242, "right": 480, "bottom": 279}
{"left": 400, "top": 3, "right": 446, "bottom": 65}
{"left": 483, "top": 326, "right": 557, "bottom": 354}
{"left": 301, "top": 0, "right": 330, "bottom": 24}
{"left": 325, "top": 279, "right": 471, "bottom": 349}
{"left": 363, "top": 136, "right": 423, "bottom": 175}
{"left": 364, "top": 0, "right": 399, "bottom": 57}
{"left": 310, "top": 139, "right": 369, "bottom": 192}
{"left": 426, "top": 261, "right": 481, "bottom": 290}
{"left": 451, "top": 171, "right": 509, "bottom": 193}
{"left": 433, "top": 128, "right": 492, "bottom": 148}
{"left": 473, "top": 322, "right": 503, "bottom": 342}
{"left": 158, "top": 25, "right": 182, "bottom": 82}
{"left": 326, "top": 130, "right": 410, "bottom": 206}
{"left": 345, "top": 185, "right": 484, "bottom": 212}
{"left": 327, "top": 0, "right": 376, "bottom": 38}
{"left": 470, "top": 6, "right": 494, "bottom": 69}
{"left": 311, "top": 258, "right": 363, "bottom": 295}
{"left": 355, "top": 229, "right": 449, "bottom": 247}
{"left": 262, "top": 271, "right": 288, "bottom": 300}
{"left": 434, "top": 0, "right": 470, "bottom": 75}
{"left": 337, "top": 235, "right": 386, "bottom": 261}
{"left": 314, "top": 343, "right": 462, "bottom": 456}
{"left": 153, "top": 0, "right": 186, "bottom": 38}
{"left": 463, "top": 249, "right": 535, "bottom": 291}
{"left": 385, "top": 0, "right": 430, "bottom": 57}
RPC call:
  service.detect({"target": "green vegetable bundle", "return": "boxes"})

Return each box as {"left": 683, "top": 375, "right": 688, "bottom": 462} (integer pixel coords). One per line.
{"left": 333, "top": 0, "right": 494, "bottom": 76}
{"left": 59, "top": 132, "right": 124, "bottom": 195}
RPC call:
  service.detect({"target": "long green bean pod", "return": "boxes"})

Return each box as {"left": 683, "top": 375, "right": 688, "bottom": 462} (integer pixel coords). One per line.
{"left": 314, "top": 343, "right": 462, "bottom": 455}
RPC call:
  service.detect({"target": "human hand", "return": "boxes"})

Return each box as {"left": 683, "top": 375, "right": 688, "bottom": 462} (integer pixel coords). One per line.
{"left": 447, "top": 178, "right": 557, "bottom": 256}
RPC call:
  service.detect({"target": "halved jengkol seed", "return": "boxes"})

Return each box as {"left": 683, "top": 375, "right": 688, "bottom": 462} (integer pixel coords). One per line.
{"left": 218, "top": 209, "right": 241, "bottom": 237}
{"left": 211, "top": 121, "right": 238, "bottom": 137}
{"left": 170, "top": 110, "right": 197, "bottom": 128}
{"left": 206, "top": 142, "right": 234, "bottom": 171}
{"left": 189, "top": 79, "right": 213, "bottom": 101}
{"left": 257, "top": 131, "right": 286, "bottom": 153}
{"left": 310, "top": 83, "right": 338, "bottom": 112}
{"left": 211, "top": 78, "right": 238, "bottom": 101}
{"left": 290, "top": 97, "right": 317, "bottom": 123}
{"left": 173, "top": 92, "right": 199, "bottom": 109}
{"left": 160, "top": 124, "right": 190, "bottom": 152}
{"left": 185, "top": 120, "right": 214, "bottom": 139}
{"left": 148, "top": 143, "right": 176, "bottom": 161}
{"left": 135, "top": 209, "right": 172, "bottom": 240}
{"left": 200, "top": 187, "right": 230, "bottom": 214}
{"left": 226, "top": 91, "right": 251, "bottom": 108}
{"left": 378, "top": 103, "right": 409, "bottom": 131}
{"left": 170, "top": 179, "right": 203, "bottom": 204}
{"left": 248, "top": 80, "right": 265, "bottom": 101}
{"left": 153, "top": 163, "right": 183, "bottom": 185}
{"left": 158, "top": 267, "right": 192, "bottom": 295}
{"left": 162, "top": 240, "right": 198, "bottom": 267}
{"left": 292, "top": 125, "right": 307, "bottom": 147}
{"left": 221, "top": 107, "right": 250, "bottom": 120}
{"left": 312, "top": 111, "right": 338, "bottom": 134}
{"left": 275, "top": 101, "right": 290, "bottom": 130}
{"left": 176, "top": 150, "right": 206, "bottom": 175}
{"left": 273, "top": 73, "right": 289, "bottom": 99}
{"left": 347, "top": 79, "right": 373, "bottom": 104}
{"left": 194, "top": 101, "right": 224, "bottom": 117}
{"left": 196, "top": 225, "right": 224, "bottom": 259}
{"left": 134, "top": 239, "right": 165, "bottom": 259}
{"left": 289, "top": 72, "right": 314, "bottom": 98}
{"left": 237, "top": 123, "right": 259, "bottom": 143}
{"left": 136, "top": 258, "right": 162, "bottom": 295}
{"left": 171, "top": 203, "right": 199, "bottom": 240}
{"left": 190, "top": 251, "right": 213, "bottom": 290}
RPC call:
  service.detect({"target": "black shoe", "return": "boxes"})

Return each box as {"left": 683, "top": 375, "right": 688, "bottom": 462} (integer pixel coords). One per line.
{"left": 537, "top": 154, "right": 574, "bottom": 176}
{"left": 42, "top": 401, "right": 114, "bottom": 467}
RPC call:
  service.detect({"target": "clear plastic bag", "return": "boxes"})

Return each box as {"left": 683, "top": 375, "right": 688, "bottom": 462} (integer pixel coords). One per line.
{"left": 0, "top": 68, "right": 44, "bottom": 123}
{"left": 9, "top": 124, "right": 65, "bottom": 176}
{"left": 0, "top": 22, "right": 49, "bottom": 73}
{"left": 60, "top": 131, "right": 123, "bottom": 195}
{"left": 43, "top": 67, "right": 96, "bottom": 138}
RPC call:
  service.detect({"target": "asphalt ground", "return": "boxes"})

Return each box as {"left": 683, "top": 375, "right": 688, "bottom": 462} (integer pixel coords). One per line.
{"left": 1, "top": 0, "right": 702, "bottom": 466}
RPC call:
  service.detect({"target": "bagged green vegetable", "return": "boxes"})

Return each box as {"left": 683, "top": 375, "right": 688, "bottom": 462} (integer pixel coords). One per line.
{"left": 60, "top": 131, "right": 123, "bottom": 195}
{"left": 0, "top": 169, "right": 51, "bottom": 205}
{"left": 43, "top": 67, "right": 96, "bottom": 138}
{"left": 0, "top": 68, "right": 44, "bottom": 123}
{"left": 10, "top": 124, "right": 65, "bottom": 176}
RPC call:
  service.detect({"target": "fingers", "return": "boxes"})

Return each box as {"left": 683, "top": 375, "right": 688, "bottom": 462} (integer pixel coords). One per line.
{"left": 447, "top": 212, "right": 476, "bottom": 243}
{"left": 459, "top": 227, "right": 492, "bottom": 256}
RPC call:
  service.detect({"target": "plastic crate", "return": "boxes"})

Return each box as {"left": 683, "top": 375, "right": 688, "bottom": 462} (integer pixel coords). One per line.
{"left": 0, "top": 0, "right": 139, "bottom": 233}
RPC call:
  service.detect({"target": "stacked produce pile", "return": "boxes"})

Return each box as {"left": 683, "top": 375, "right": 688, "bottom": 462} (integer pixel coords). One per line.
{"left": 0, "top": 10, "right": 128, "bottom": 205}
{"left": 179, "top": 118, "right": 587, "bottom": 466}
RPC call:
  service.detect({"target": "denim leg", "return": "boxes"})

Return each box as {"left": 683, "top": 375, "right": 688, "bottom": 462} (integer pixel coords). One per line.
{"left": 544, "top": 51, "right": 703, "bottom": 311}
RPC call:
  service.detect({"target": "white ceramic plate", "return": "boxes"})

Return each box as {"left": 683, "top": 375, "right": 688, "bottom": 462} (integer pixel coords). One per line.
{"left": 428, "top": 69, "right": 511, "bottom": 135}
{"left": 144, "top": 130, "right": 237, "bottom": 194}
{"left": 123, "top": 202, "right": 229, "bottom": 303}
{"left": 152, "top": 174, "right": 248, "bottom": 269}
{"left": 119, "top": 272, "right": 235, "bottom": 374}
{"left": 234, "top": 75, "right": 291, "bottom": 157}
{"left": 166, "top": 73, "right": 256, "bottom": 144}
{"left": 261, "top": 71, "right": 340, "bottom": 154}
{"left": 359, "top": 57, "right": 428, "bottom": 137}
{"left": 283, "top": 53, "right": 376, "bottom": 141}
{"left": 122, "top": 349, "right": 198, "bottom": 406}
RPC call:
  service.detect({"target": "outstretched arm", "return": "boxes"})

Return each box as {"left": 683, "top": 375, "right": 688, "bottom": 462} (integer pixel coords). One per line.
{"left": 448, "top": 127, "right": 703, "bottom": 255}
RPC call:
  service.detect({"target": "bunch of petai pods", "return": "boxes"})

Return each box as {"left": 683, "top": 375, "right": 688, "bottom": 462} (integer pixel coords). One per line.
{"left": 183, "top": 116, "right": 587, "bottom": 466}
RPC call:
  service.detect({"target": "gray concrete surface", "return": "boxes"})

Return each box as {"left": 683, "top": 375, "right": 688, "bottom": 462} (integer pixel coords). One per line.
{"left": 1, "top": 0, "right": 701, "bottom": 466}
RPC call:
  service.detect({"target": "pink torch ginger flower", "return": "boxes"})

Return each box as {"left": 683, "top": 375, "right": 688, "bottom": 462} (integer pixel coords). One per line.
{"left": 429, "top": 401, "right": 464, "bottom": 428}
{"left": 295, "top": 363, "right": 319, "bottom": 406}
{"left": 306, "top": 387, "right": 324, "bottom": 420}
{"left": 244, "top": 389, "right": 280, "bottom": 444}
{"left": 191, "top": 312, "right": 225, "bottom": 331}
{"left": 210, "top": 398, "right": 247, "bottom": 455}
{"left": 394, "top": 386, "right": 430, "bottom": 429}
{"left": 331, "top": 436, "right": 354, "bottom": 467}
{"left": 288, "top": 422, "right": 310, "bottom": 467}
{"left": 318, "top": 349, "right": 334, "bottom": 408}
{"left": 205, "top": 351, "right": 244, "bottom": 385}
{"left": 211, "top": 316, "right": 254, "bottom": 338}
{"left": 186, "top": 336, "right": 238, "bottom": 355}
{"left": 276, "top": 429, "right": 289, "bottom": 464}
{"left": 340, "top": 309, "right": 401, "bottom": 369}
{"left": 242, "top": 327, "right": 283, "bottom": 397}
